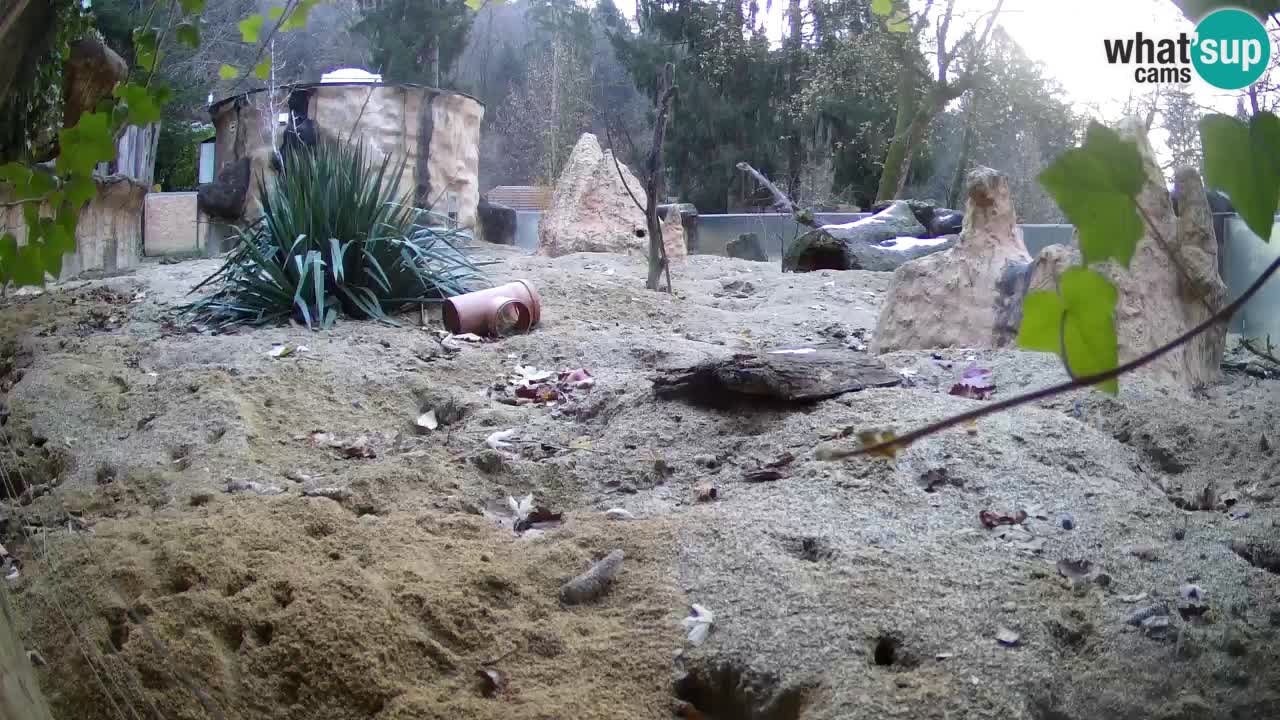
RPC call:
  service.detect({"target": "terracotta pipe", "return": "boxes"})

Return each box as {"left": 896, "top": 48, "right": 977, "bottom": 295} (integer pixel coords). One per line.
{"left": 443, "top": 280, "right": 541, "bottom": 336}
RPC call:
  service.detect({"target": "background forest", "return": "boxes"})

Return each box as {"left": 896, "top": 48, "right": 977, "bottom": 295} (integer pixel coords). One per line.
{"left": 82, "top": 0, "right": 1228, "bottom": 221}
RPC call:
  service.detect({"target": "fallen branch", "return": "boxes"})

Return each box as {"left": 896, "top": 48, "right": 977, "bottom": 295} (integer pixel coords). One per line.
{"left": 735, "top": 162, "right": 818, "bottom": 229}
{"left": 1240, "top": 336, "right": 1280, "bottom": 367}
{"left": 843, "top": 254, "right": 1280, "bottom": 459}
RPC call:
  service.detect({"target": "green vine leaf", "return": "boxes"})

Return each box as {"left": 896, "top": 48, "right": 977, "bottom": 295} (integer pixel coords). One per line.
{"left": 0, "top": 234, "right": 16, "bottom": 286}
{"left": 176, "top": 22, "right": 201, "bottom": 49}
{"left": 254, "top": 58, "right": 272, "bottom": 80}
{"left": 219, "top": 64, "right": 241, "bottom": 80}
{"left": 64, "top": 175, "right": 96, "bottom": 208}
{"left": 0, "top": 163, "right": 33, "bottom": 188}
{"left": 1038, "top": 122, "right": 1144, "bottom": 268}
{"left": 886, "top": 10, "right": 911, "bottom": 32}
{"left": 114, "top": 83, "right": 162, "bottom": 126}
{"left": 239, "top": 14, "right": 265, "bottom": 43}
{"left": 282, "top": 0, "right": 322, "bottom": 31}
{"left": 871, "top": 0, "right": 893, "bottom": 15}
{"left": 179, "top": 0, "right": 206, "bottom": 13}
{"left": 1200, "top": 112, "right": 1280, "bottom": 242}
{"left": 57, "top": 112, "right": 117, "bottom": 177}
{"left": 133, "top": 27, "right": 160, "bottom": 72}
{"left": 1018, "top": 268, "right": 1120, "bottom": 395}
{"left": 269, "top": 5, "right": 286, "bottom": 20}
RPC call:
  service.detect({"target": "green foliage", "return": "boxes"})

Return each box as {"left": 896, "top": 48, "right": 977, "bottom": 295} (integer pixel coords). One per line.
{"left": 154, "top": 123, "right": 205, "bottom": 191}
{"left": 1038, "top": 122, "right": 1145, "bottom": 267}
{"left": 238, "top": 14, "right": 265, "bottom": 43}
{"left": 182, "top": 141, "right": 486, "bottom": 331}
{"left": 1018, "top": 269, "right": 1120, "bottom": 395}
{"left": 1, "top": 0, "right": 319, "bottom": 291}
{"left": 353, "top": 0, "right": 475, "bottom": 83}
{"left": 1200, "top": 112, "right": 1280, "bottom": 241}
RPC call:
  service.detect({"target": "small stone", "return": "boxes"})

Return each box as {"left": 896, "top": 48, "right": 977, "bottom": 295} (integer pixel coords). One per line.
{"left": 995, "top": 627, "right": 1021, "bottom": 647}
{"left": 1001, "top": 601, "right": 1017, "bottom": 612}
{"left": 693, "top": 454, "right": 719, "bottom": 469}
{"left": 1128, "top": 545, "right": 1159, "bottom": 561}
{"left": 1060, "top": 512, "right": 1075, "bottom": 530}
{"left": 480, "top": 554, "right": 491, "bottom": 563}
{"left": 1093, "top": 573, "right": 1113, "bottom": 588}
{"left": 1173, "top": 527, "right": 1186, "bottom": 541}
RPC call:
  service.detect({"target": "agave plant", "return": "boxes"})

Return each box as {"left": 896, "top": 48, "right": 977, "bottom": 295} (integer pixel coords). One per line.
{"left": 183, "top": 140, "right": 488, "bottom": 331}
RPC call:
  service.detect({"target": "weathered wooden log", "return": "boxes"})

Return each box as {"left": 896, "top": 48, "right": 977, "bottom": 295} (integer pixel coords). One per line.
{"left": 653, "top": 346, "right": 901, "bottom": 404}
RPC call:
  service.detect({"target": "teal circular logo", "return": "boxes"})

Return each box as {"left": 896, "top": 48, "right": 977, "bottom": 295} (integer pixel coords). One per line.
{"left": 1193, "top": 9, "right": 1271, "bottom": 90}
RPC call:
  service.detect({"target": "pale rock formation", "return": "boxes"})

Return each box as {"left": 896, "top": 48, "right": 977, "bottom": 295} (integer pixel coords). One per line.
{"left": 1027, "top": 119, "right": 1226, "bottom": 389}
{"left": 873, "top": 166, "right": 1031, "bottom": 352}
{"left": 537, "top": 133, "right": 652, "bottom": 258}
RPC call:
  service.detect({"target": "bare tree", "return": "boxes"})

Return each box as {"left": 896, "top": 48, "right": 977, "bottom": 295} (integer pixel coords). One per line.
{"left": 642, "top": 62, "right": 677, "bottom": 292}
{"left": 876, "top": 0, "right": 1005, "bottom": 202}
{"left": 492, "top": 37, "right": 593, "bottom": 185}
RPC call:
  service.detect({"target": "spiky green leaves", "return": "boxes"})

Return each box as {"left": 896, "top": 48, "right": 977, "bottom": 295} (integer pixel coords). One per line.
{"left": 181, "top": 142, "right": 487, "bottom": 331}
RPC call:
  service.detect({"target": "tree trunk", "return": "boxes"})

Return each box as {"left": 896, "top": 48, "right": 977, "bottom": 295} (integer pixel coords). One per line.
{"left": 876, "top": 63, "right": 920, "bottom": 203}
{"left": 784, "top": 0, "right": 804, "bottom": 204}
{"left": 645, "top": 63, "right": 677, "bottom": 291}
{"left": 889, "top": 103, "right": 938, "bottom": 200}
{"left": 947, "top": 95, "right": 979, "bottom": 209}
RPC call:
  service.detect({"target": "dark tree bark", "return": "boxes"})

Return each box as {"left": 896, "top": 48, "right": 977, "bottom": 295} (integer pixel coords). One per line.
{"left": 644, "top": 62, "right": 677, "bottom": 292}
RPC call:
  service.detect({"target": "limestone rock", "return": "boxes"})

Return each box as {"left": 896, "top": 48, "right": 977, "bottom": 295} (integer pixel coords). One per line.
{"left": 660, "top": 203, "right": 700, "bottom": 253}
{"left": 784, "top": 201, "right": 943, "bottom": 272}
{"left": 1027, "top": 119, "right": 1227, "bottom": 389}
{"left": 477, "top": 198, "right": 516, "bottom": 246}
{"left": 874, "top": 167, "right": 1032, "bottom": 353}
{"left": 659, "top": 205, "right": 688, "bottom": 261}
{"left": 728, "top": 233, "right": 769, "bottom": 262}
{"left": 537, "top": 133, "right": 648, "bottom": 257}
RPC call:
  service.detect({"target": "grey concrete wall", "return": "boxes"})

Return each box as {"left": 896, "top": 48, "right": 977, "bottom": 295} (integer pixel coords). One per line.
{"left": 0, "top": 176, "right": 145, "bottom": 280}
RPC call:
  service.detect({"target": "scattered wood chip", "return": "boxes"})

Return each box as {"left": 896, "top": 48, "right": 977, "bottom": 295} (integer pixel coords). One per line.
{"left": 486, "top": 429, "right": 517, "bottom": 450}
{"left": 475, "top": 668, "right": 505, "bottom": 698}
{"left": 1056, "top": 558, "right": 1094, "bottom": 581}
{"left": 415, "top": 410, "right": 439, "bottom": 431}
{"left": 682, "top": 604, "right": 714, "bottom": 646}
{"left": 604, "top": 508, "right": 635, "bottom": 521}
{"left": 743, "top": 469, "right": 784, "bottom": 483}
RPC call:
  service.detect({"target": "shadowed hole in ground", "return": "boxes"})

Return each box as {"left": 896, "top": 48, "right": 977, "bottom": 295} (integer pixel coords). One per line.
{"left": 778, "top": 535, "right": 836, "bottom": 563}
{"left": 870, "top": 633, "right": 919, "bottom": 670}
{"left": 675, "top": 661, "right": 812, "bottom": 720}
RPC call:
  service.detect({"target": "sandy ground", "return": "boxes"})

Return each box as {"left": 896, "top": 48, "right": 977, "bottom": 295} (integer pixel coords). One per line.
{"left": 1, "top": 244, "right": 1279, "bottom": 720}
